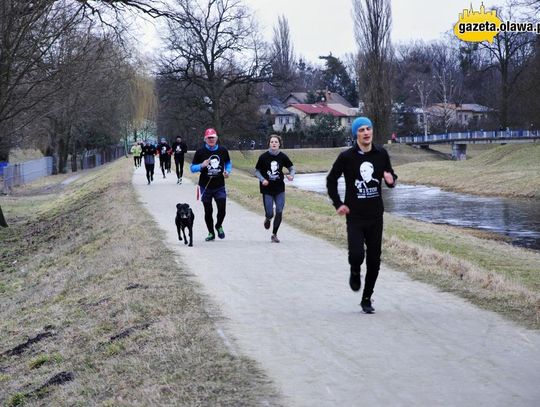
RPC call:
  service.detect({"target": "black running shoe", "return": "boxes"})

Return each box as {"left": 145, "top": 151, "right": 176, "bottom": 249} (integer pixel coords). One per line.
{"left": 349, "top": 271, "right": 361, "bottom": 292}
{"left": 360, "top": 297, "right": 375, "bottom": 314}
{"left": 217, "top": 227, "right": 225, "bottom": 239}
{"left": 205, "top": 233, "right": 215, "bottom": 241}
{"left": 264, "top": 218, "right": 271, "bottom": 230}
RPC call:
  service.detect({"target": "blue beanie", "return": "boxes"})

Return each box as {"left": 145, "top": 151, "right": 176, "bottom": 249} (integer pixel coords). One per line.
{"left": 351, "top": 117, "right": 373, "bottom": 137}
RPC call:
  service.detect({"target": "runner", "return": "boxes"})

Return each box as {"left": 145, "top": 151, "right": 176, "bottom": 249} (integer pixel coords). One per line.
{"left": 326, "top": 117, "right": 397, "bottom": 314}
{"left": 130, "top": 142, "right": 142, "bottom": 168}
{"left": 254, "top": 135, "right": 295, "bottom": 243}
{"left": 157, "top": 138, "right": 171, "bottom": 178}
{"left": 141, "top": 140, "right": 157, "bottom": 185}
{"left": 190, "top": 128, "right": 232, "bottom": 241}
{"left": 171, "top": 136, "right": 188, "bottom": 184}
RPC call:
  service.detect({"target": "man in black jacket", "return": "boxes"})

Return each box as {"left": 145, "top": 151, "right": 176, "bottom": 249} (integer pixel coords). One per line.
{"left": 327, "top": 117, "right": 397, "bottom": 313}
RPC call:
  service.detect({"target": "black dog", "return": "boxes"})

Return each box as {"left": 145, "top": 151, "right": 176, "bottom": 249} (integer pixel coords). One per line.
{"left": 175, "top": 203, "right": 194, "bottom": 246}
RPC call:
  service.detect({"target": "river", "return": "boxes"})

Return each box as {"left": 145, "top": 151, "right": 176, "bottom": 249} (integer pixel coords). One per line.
{"left": 291, "top": 173, "right": 540, "bottom": 251}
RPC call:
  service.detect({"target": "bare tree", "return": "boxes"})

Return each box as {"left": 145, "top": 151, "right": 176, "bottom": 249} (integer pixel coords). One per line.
{"left": 158, "top": 0, "right": 271, "bottom": 138}
{"left": 353, "top": 0, "right": 393, "bottom": 144}
{"left": 478, "top": 3, "right": 535, "bottom": 127}
{"left": 271, "top": 15, "right": 295, "bottom": 87}
{"left": 0, "top": 0, "right": 87, "bottom": 160}
{"left": 430, "top": 41, "right": 461, "bottom": 132}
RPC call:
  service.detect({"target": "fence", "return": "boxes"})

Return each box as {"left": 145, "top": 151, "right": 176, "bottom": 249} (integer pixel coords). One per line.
{"left": 2, "top": 157, "right": 53, "bottom": 193}
{"left": 79, "top": 146, "right": 125, "bottom": 170}
{"left": 2, "top": 146, "right": 125, "bottom": 193}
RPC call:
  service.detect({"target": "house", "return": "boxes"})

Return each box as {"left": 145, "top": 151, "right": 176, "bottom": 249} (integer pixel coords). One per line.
{"left": 285, "top": 104, "right": 347, "bottom": 128}
{"left": 283, "top": 90, "right": 361, "bottom": 129}
{"left": 419, "top": 103, "right": 493, "bottom": 130}
{"left": 283, "top": 90, "right": 353, "bottom": 107}
{"left": 259, "top": 104, "right": 297, "bottom": 132}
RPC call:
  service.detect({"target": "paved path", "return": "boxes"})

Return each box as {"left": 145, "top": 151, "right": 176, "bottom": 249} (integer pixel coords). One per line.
{"left": 133, "top": 168, "right": 540, "bottom": 407}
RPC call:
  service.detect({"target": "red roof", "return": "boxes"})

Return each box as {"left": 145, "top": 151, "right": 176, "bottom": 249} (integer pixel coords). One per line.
{"left": 288, "top": 104, "right": 346, "bottom": 117}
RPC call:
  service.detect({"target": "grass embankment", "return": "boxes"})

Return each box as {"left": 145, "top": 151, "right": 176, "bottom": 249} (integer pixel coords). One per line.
{"left": 187, "top": 144, "right": 540, "bottom": 329}
{"left": 229, "top": 144, "right": 445, "bottom": 174}
{"left": 0, "top": 160, "right": 280, "bottom": 406}
{"left": 397, "top": 143, "right": 540, "bottom": 198}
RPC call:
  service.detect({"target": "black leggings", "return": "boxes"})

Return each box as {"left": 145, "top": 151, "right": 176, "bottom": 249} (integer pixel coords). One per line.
{"left": 145, "top": 163, "right": 154, "bottom": 182}
{"left": 159, "top": 156, "right": 167, "bottom": 176}
{"left": 346, "top": 217, "right": 383, "bottom": 299}
{"left": 174, "top": 156, "right": 184, "bottom": 178}
{"left": 203, "top": 199, "right": 226, "bottom": 234}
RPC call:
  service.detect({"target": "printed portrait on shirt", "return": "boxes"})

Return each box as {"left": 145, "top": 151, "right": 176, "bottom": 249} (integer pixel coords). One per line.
{"left": 355, "top": 161, "right": 379, "bottom": 199}
{"left": 267, "top": 160, "right": 280, "bottom": 181}
{"left": 207, "top": 155, "right": 222, "bottom": 177}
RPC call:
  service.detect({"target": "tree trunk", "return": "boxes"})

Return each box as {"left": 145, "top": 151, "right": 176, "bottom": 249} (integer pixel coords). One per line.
{"left": 71, "top": 151, "right": 78, "bottom": 172}
{"left": 0, "top": 136, "right": 9, "bottom": 162}
{"left": 58, "top": 138, "right": 69, "bottom": 174}
{"left": 0, "top": 205, "right": 8, "bottom": 227}
{"left": 500, "top": 64, "right": 509, "bottom": 128}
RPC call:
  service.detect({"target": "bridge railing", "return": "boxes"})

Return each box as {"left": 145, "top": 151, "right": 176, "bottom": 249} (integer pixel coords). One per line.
{"left": 397, "top": 130, "right": 540, "bottom": 144}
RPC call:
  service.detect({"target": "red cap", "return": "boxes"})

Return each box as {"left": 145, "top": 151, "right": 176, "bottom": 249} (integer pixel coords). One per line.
{"left": 204, "top": 128, "right": 217, "bottom": 138}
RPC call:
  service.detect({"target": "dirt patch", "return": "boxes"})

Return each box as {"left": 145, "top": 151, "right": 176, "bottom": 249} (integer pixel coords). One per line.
{"left": 109, "top": 323, "right": 152, "bottom": 342}
{"left": 3, "top": 331, "right": 55, "bottom": 357}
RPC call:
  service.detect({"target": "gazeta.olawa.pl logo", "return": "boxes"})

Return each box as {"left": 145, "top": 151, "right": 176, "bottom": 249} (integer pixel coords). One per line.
{"left": 454, "top": 2, "right": 540, "bottom": 43}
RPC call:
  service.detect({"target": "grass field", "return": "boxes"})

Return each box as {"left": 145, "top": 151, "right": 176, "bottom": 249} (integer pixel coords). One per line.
{"left": 0, "top": 160, "right": 280, "bottom": 406}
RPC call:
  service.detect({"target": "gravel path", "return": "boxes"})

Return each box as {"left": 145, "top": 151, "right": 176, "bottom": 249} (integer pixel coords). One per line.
{"left": 134, "top": 168, "right": 540, "bottom": 407}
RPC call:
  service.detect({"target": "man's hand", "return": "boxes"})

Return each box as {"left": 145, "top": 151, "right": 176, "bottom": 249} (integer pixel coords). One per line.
{"left": 336, "top": 205, "right": 350, "bottom": 216}
{"left": 262, "top": 179, "right": 269, "bottom": 186}
{"left": 202, "top": 159, "right": 209, "bottom": 167}
{"left": 286, "top": 175, "right": 294, "bottom": 181}
{"left": 384, "top": 171, "right": 394, "bottom": 185}
{"left": 223, "top": 171, "right": 229, "bottom": 178}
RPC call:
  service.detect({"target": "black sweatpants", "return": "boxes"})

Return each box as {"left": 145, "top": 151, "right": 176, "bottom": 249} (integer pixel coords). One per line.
{"left": 174, "top": 155, "right": 184, "bottom": 179}
{"left": 346, "top": 216, "right": 383, "bottom": 299}
{"left": 203, "top": 199, "right": 226, "bottom": 234}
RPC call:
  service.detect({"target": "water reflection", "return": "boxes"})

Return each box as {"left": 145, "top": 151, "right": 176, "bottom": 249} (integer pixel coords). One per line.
{"left": 291, "top": 173, "right": 540, "bottom": 250}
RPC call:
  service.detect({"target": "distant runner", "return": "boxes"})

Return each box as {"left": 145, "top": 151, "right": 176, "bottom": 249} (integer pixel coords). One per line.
{"left": 130, "top": 142, "right": 142, "bottom": 168}
{"left": 141, "top": 140, "right": 157, "bottom": 185}
{"left": 157, "top": 138, "right": 171, "bottom": 178}
{"left": 171, "top": 136, "right": 188, "bottom": 184}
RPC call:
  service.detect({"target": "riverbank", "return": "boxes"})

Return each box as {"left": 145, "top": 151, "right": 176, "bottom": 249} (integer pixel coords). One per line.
{"left": 184, "top": 168, "right": 540, "bottom": 329}
{"left": 396, "top": 143, "right": 540, "bottom": 199}
{"left": 231, "top": 143, "right": 539, "bottom": 199}
{"left": 0, "top": 160, "right": 279, "bottom": 406}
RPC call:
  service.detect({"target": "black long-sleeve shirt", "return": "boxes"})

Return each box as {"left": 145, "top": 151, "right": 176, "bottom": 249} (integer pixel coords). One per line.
{"left": 327, "top": 144, "right": 397, "bottom": 220}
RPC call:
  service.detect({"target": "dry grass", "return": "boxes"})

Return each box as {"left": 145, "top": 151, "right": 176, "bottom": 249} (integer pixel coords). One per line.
{"left": 397, "top": 143, "right": 540, "bottom": 198}
{"left": 184, "top": 168, "right": 540, "bottom": 329}
{"left": 0, "top": 160, "right": 281, "bottom": 406}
